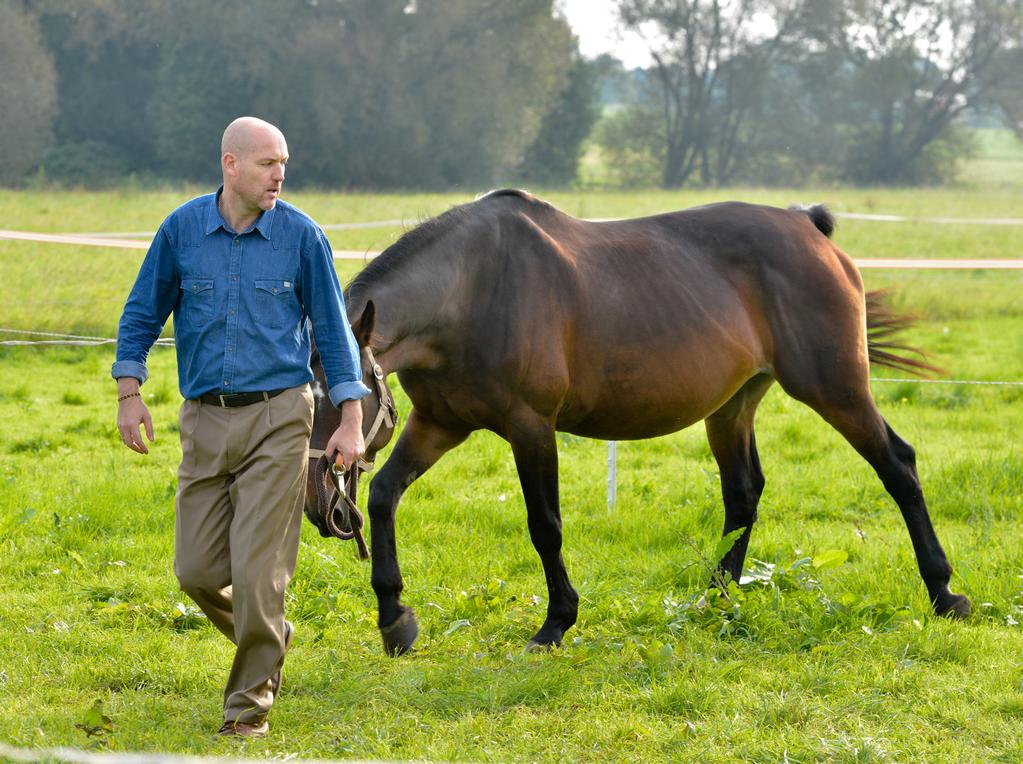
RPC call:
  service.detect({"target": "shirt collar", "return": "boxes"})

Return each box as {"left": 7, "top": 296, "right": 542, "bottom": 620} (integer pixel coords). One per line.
{"left": 205, "top": 186, "right": 275, "bottom": 241}
{"left": 254, "top": 204, "right": 275, "bottom": 240}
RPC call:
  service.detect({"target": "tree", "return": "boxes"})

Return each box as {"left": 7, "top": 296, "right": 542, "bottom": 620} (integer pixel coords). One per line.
{"left": 394, "top": 0, "right": 576, "bottom": 187}
{"left": 270, "top": 0, "right": 577, "bottom": 188}
{"left": 805, "top": 0, "right": 1023, "bottom": 183}
{"left": 593, "top": 104, "right": 666, "bottom": 186}
{"left": 614, "top": 0, "right": 799, "bottom": 188}
{"left": 0, "top": 2, "right": 57, "bottom": 185}
{"left": 145, "top": 0, "right": 305, "bottom": 182}
{"left": 31, "top": 0, "right": 163, "bottom": 180}
{"left": 987, "top": 45, "right": 1023, "bottom": 138}
{"left": 518, "top": 56, "right": 602, "bottom": 185}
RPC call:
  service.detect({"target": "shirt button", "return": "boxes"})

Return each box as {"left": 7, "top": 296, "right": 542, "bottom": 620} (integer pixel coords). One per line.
{"left": 229, "top": 310, "right": 236, "bottom": 316}
{"left": 231, "top": 275, "right": 238, "bottom": 281}
{"left": 224, "top": 380, "right": 230, "bottom": 386}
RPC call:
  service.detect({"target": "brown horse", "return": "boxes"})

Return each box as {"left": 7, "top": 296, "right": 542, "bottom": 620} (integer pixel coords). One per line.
{"left": 305, "top": 189, "right": 971, "bottom": 656}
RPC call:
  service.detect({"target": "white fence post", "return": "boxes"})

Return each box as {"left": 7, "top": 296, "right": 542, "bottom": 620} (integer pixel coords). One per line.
{"left": 607, "top": 440, "right": 617, "bottom": 513}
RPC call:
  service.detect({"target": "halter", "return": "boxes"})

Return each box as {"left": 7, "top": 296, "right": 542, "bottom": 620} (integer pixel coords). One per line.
{"left": 306, "top": 346, "right": 398, "bottom": 557}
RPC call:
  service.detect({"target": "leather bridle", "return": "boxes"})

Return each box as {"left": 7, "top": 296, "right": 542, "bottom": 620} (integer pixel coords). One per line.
{"left": 306, "top": 346, "right": 398, "bottom": 557}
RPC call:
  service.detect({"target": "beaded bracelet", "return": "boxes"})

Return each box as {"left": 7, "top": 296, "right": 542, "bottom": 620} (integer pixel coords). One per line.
{"left": 117, "top": 391, "right": 141, "bottom": 402}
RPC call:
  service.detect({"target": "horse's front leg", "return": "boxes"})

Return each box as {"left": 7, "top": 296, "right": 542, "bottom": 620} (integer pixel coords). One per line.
{"left": 369, "top": 409, "right": 468, "bottom": 655}
{"left": 507, "top": 413, "right": 579, "bottom": 650}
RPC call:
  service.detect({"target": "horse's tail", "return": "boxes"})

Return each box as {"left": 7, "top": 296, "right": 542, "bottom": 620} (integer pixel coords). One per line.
{"left": 865, "top": 290, "right": 944, "bottom": 377}
{"left": 790, "top": 204, "right": 939, "bottom": 377}
{"left": 791, "top": 203, "right": 836, "bottom": 238}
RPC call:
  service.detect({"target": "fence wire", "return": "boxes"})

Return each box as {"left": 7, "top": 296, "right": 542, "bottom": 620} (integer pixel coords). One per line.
{"left": 0, "top": 328, "right": 174, "bottom": 347}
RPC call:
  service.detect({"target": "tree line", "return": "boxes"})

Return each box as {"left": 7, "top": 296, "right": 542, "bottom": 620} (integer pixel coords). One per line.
{"left": 2, "top": 0, "right": 598, "bottom": 189}
{"left": 2, "top": 0, "right": 1020, "bottom": 190}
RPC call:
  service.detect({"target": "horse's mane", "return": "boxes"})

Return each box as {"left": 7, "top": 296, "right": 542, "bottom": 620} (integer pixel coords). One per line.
{"left": 345, "top": 189, "right": 551, "bottom": 300}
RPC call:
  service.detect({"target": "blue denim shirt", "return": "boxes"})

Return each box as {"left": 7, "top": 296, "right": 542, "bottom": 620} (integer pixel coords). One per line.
{"left": 112, "top": 190, "right": 370, "bottom": 407}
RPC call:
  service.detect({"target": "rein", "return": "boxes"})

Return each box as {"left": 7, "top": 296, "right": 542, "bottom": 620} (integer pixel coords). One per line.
{"left": 306, "top": 346, "right": 397, "bottom": 559}
{"left": 311, "top": 455, "right": 370, "bottom": 559}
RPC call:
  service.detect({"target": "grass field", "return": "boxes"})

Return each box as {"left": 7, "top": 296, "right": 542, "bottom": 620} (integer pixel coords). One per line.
{"left": 2, "top": 168, "right": 1023, "bottom": 761}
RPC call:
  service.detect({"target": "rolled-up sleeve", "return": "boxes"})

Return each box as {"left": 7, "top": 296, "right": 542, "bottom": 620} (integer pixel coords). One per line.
{"left": 301, "top": 232, "right": 371, "bottom": 407}
{"left": 111, "top": 227, "right": 179, "bottom": 384}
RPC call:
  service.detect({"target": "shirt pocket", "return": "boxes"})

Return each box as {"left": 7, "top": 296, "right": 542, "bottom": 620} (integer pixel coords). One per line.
{"left": 180, "top": 277, "right": 215, "bottom": 326}
{"left": 254, "top": 278, "right": 299, "bottom": 329}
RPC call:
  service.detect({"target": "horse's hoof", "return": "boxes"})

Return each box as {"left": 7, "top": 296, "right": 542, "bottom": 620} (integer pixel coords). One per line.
{"left": 934, "top": 591, "right": 972, "bottom": 620}
{"left": 524, "top": 639, "right": 555, "bottom": 653}
{"left": 525, "top": 627, "right": 563, "bottom": 652}
{"left": 380, "top": 608, "right": 419, "bottom": 656}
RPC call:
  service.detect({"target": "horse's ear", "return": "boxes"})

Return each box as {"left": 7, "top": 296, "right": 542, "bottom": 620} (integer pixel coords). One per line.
{"left": 350, "top": 300, "right": 375, "bottom": 347}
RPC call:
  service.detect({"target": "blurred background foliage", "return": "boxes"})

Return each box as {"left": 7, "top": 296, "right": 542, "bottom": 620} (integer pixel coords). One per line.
{"left": 2, "top": 0, "right": 1021, "bottom": 190}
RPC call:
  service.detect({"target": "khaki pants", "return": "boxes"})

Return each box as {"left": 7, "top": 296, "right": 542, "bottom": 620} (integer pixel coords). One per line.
{"left": 174, "top": 385, "right": 313, "bottom": 724}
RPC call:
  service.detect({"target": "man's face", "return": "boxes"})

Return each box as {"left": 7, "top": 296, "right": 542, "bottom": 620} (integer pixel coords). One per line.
{"left": 227, "top": 129, "right": 289, "bottom": 213}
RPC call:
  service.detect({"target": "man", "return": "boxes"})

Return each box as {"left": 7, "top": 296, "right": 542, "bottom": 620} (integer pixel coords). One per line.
{"left": 113, "top": 116, "right": 369, "bottom": 738}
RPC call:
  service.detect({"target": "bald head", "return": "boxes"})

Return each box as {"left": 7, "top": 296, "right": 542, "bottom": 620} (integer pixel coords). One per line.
{"left": 221, "top": 116, "right": 286, "bottom": 159}
{"left": 219, "top": 117, "right": 289, "bottom": 226}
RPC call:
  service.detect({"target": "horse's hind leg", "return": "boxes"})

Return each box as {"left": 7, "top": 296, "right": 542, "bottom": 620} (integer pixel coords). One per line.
{"left": 506, "top": 411, "right": 578, "bottom": 649}
{"left": 705, "top": 374, "right": 774, "bottom": 584}
{"left": 368, "top": 409, "right": 470, "bottom": 655}
{"left": 777, "top": 369, "right": 971, "bottom": 618}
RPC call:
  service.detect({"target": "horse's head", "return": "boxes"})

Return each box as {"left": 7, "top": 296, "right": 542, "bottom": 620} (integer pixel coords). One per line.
{"left": 304, "top": 302, "right": 399, "bottom": 534}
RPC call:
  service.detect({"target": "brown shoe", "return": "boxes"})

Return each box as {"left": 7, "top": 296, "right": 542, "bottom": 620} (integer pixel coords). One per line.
{"left": 216, "top": 719, "right": 269, "bottom": 739}
{"left": 270, "top": 620, "right": 294, "bottom": 700}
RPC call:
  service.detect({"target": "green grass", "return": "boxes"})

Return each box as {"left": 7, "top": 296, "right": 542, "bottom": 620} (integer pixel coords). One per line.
{"left": 3, "top": 184, "right": 1022, "bottom": 341}
{"left": 2, "top": 185, "right": 1023, "bottom": 761}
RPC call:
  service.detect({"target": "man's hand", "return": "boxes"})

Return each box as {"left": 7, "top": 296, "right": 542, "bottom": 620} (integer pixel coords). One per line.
{"left": 326, "top": 398, "right": 365, "bottom": 470}
{"left": 116, "top": 378, "right": 155, "bottom": 455}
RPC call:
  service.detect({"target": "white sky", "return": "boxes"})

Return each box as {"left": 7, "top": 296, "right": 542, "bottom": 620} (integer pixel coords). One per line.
{"left": 558, "top": 0, "right": 652, "bottom": 68}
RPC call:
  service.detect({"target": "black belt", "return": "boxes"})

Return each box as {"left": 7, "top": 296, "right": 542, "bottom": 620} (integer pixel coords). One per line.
{"left": 196, "top": 389, "right": 287, "bottom": 408}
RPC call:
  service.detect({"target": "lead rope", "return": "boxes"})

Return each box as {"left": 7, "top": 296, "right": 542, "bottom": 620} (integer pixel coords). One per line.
{"left": 313, "top": 454, "right": 371, "bottom": 559}
{"left": 308, "top": 346, "right": 398, "bottom": 559}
